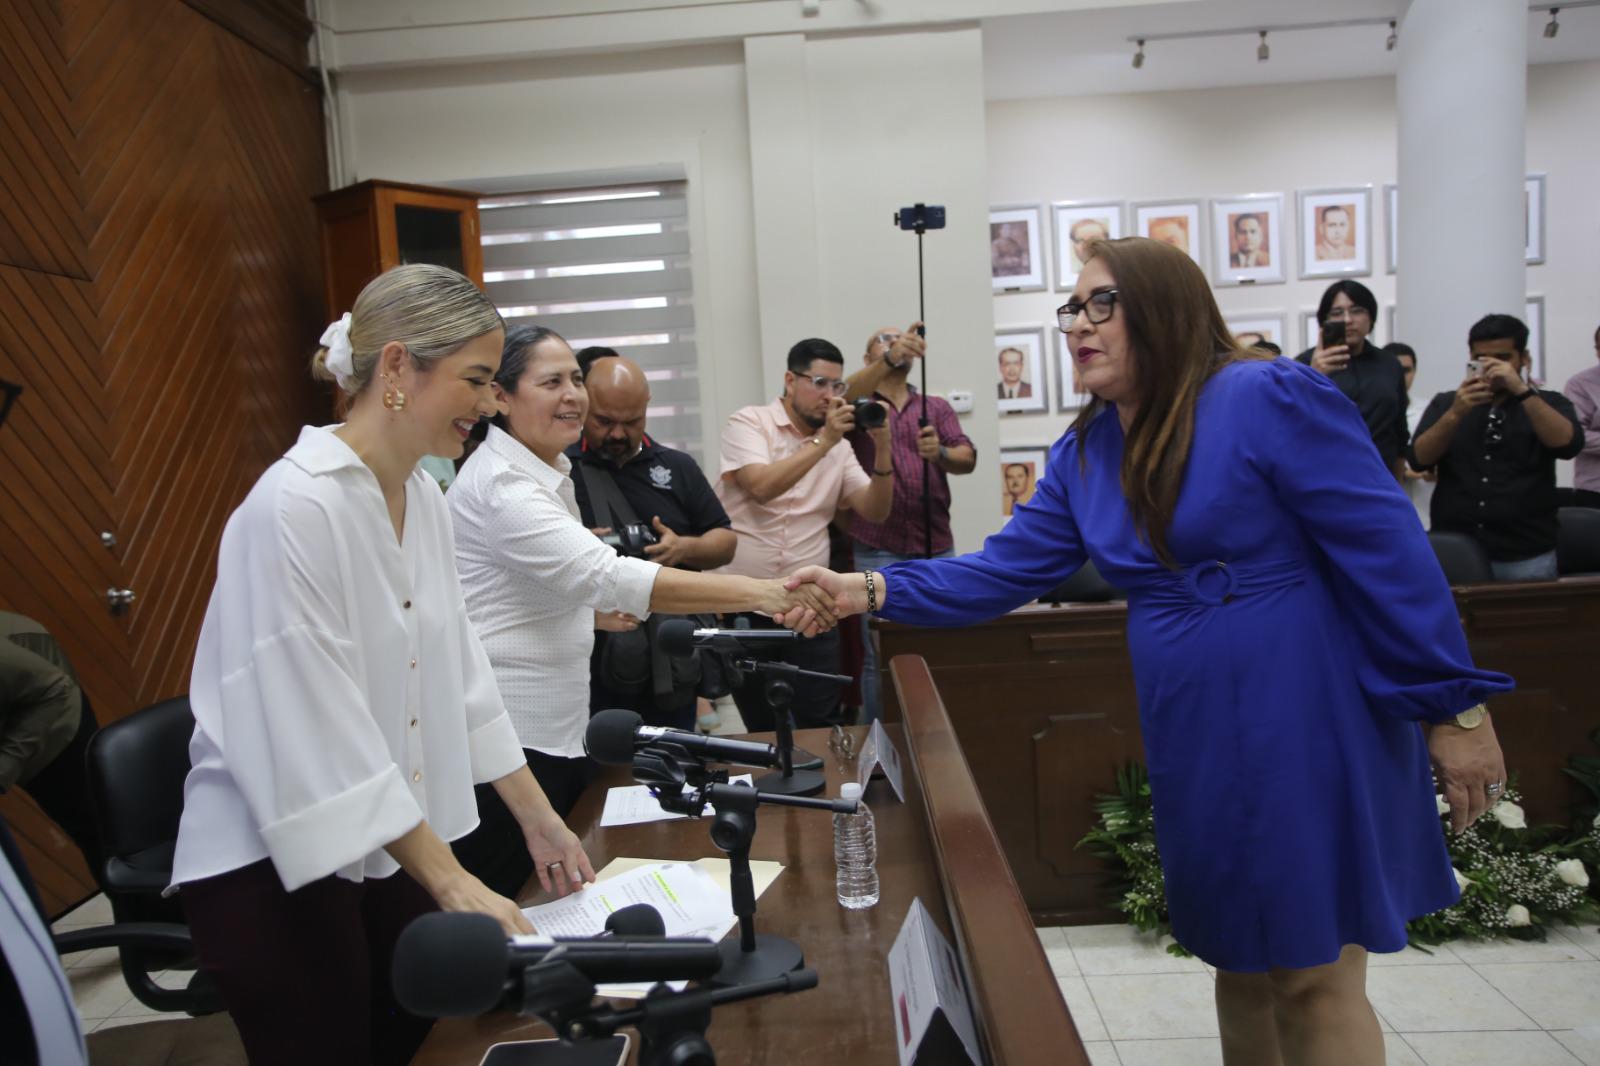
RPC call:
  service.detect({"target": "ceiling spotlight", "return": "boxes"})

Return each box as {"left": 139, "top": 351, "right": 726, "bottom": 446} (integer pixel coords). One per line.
{"left": 1386, "top": 20, "right": 1398, "bottom": 51}
{"left": 1545, "top": 8, "right": 1560, "bottom": 38}
{"left": 1257, "top": 30, "right": 1269, "bottom": 62}
{"left": 1133, "top": 39, "right": 1145, "bottom": 69}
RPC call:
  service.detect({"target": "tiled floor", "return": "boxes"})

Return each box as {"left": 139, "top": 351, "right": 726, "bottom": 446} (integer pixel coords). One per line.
{"left": 1037, "top": 921, "right": 1600, "bottom": 1065}
{"left": 59, "top": 886, "right": 1600, "bottom": 1063}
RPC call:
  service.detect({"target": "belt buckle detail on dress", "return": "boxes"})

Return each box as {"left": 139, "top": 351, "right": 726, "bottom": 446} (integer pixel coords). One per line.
{"left": 1183, "top": 560, "right": 1237, "bottom": 606}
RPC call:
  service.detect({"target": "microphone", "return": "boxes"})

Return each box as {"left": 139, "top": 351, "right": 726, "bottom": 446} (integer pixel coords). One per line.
{"left": 657, "top": 618, "right": 798, "bottom": 657}
{"left": 602, "top": 903, "right": 665, "bottom": 937}
{"left": 392, "top": 912, "right": 723, "bottom": 1018}
{"left": 586, "top": 708, "right": 781, "bottom": 769}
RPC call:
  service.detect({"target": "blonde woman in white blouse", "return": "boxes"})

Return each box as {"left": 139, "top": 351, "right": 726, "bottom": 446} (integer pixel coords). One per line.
{"left": 171, "top": 266, "right": 592, "bottom": 1066}
{"left": 448, "top": 325, "right": 834, "bottom": 893}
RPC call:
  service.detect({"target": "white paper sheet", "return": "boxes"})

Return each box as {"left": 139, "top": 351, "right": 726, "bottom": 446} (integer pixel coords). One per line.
{"left": 598, "top": 775, "right": 753, "bottom": 827}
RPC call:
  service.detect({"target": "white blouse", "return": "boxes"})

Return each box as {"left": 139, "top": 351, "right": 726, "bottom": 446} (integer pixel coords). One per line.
{"left": 171, "top": 427, "right": 527, "bottom": 893}
{"left": 449, "top": 426, "right": 659, "bottom": 758}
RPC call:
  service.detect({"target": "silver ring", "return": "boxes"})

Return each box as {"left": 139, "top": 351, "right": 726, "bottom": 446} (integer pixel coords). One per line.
{"left": 546, "top": 860, "right": 564, "bottom": 870}
{"left": 1486, "top": 781, "right": 1504, "bottom": 795}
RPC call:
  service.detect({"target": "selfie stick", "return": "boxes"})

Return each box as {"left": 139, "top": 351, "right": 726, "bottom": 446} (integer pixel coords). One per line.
{"left": 894, "top": 205, "right": 935, "bottom": 560}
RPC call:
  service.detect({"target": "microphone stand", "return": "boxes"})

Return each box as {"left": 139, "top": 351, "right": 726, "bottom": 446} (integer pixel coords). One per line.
{"left": 640, "top": 748, "right": 857, "bottom": 985}
{"left": 736, "top": 658, "right": 850, "bottom": 798}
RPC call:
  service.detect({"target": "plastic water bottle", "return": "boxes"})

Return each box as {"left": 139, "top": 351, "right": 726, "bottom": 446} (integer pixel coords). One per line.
{"left": 834, "top": 782, "right": 880, "bottom": 909}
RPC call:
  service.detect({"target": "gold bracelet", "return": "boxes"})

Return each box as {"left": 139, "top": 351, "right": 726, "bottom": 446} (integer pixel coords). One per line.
{"left": 864, "top": 570, "right": 878, "bottom": 613}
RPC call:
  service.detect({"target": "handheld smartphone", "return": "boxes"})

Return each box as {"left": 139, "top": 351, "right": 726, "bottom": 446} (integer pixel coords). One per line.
{"left": 1467, "top": 358, "right": 1485, "bottom": 378}
{"left": 1320, "top": 320, "right": 1346, "bottom": 349}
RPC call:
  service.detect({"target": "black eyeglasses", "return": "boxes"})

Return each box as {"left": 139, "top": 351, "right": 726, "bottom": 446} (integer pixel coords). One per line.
{"left": 1057, "top": 289, "right": 1120, "bottom": 332}
{"left": 1485, "top": 407, "right": 1506, "bottom": 445}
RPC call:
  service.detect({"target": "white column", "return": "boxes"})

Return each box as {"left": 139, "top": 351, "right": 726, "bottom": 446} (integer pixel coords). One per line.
{"left": 1396, "top": 0, "right": 1526, "bottom": 399}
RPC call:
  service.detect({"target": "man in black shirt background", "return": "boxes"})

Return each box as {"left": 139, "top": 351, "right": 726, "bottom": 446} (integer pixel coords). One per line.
{"left": 1409, "top": 314, "right": 1583, "bottom": 581}
{"left": 568, "top": 356, "right": 737, "bottom": 729}
{"left": 1296, "top": 280, "right": 1410, "bottom": 479}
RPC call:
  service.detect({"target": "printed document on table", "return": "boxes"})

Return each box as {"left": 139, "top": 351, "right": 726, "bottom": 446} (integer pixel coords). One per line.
{"left": 599, "top": 775, "right": 753, "bottom": 827}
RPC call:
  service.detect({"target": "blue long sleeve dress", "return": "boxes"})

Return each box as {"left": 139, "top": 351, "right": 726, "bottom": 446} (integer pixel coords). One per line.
{"left": 877, "top": 357, "right": 1513, "bottom": 972}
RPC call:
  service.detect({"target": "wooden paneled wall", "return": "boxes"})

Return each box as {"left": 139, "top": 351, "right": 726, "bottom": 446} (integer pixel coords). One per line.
{"left": 0, "top": 0, "right": 326, "bottom": 916}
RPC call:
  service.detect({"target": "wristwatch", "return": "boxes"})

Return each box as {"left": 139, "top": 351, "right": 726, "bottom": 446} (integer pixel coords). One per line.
{"left": 1452, "top": 704, "right": 1488, "bottom": 729}
{"left": 1505, "top": 387, "right": 1535, "bottom": 407}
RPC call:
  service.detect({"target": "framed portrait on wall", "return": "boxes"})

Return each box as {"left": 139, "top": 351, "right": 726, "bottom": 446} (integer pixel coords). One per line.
{"left": 1525, "top": 174, "right": 1546, "bottom": 265}
{"left": 995, "top": 326, "right": 1048, "bottom": 415}
{"left": 1297, "top": 186, "right": 1371, "bottom": 279}
{"left": 1300, "top": 309, "right": 1320, "bottom": 354}
{"left": 1526, "top": 295, "right": 1545, "bottom": 383}
{"left": 1211, "top": 194, "right": 1285, "bottom": 286}
{"left": 1131, "top": 200, "right": 1205, "bottom": 275}
{"left": 1225, "top": 313, "right": 1287, "bottom": 351}
{"left": 1054, "top": 328, "right": 1086, "bottom": 413}
{"left": 1052, "top": 201, "right": 1124, "bottom": 291}
{"left": 990, "top": 204, "right": 1047, "bottom": 292}
{"left": 1383, "top": 183, "right": 1398, "bottom": 274}
{"left": 1000, "top": 446, "right": 1048, "bottom": 517}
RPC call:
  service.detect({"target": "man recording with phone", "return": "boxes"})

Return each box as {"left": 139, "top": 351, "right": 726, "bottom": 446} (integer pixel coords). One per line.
{"left": 568, "top": 355, "right": 738, "bottom": 732}
{"left": 842, "top": 323, "right": 975, "bottom": 721}
{"left": 1296, "top": 280, "right": 1410, "bottom": 480}
{"left": 713, "top": 338, "right": 893, "bottom": 729}
{"left": 1409, "top": 314, "right": 1582, "bottom": 582}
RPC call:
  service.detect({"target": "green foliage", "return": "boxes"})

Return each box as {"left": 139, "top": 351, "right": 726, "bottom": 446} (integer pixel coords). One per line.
{"left": 1076, "top": 763, "right": 1598, "bottom": 955}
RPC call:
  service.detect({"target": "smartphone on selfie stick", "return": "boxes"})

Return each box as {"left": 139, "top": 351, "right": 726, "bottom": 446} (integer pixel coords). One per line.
{"left": 892, "top": 203, "right": 946, "bottom": 558}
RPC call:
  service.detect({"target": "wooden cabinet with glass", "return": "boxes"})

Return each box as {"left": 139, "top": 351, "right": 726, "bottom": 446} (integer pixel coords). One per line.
{"left": 313, "top": 179, "right": 485, "bottom": 319}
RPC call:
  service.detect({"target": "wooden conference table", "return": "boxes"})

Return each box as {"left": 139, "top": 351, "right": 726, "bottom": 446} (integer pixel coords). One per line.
{"left": 413, "top": 657, "right": 1087, "bottom": 1066}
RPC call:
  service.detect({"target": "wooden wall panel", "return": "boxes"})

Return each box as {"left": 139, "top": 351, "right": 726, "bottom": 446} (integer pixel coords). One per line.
{"left": 0, "top": 0, "right": 325, "bottom": 916}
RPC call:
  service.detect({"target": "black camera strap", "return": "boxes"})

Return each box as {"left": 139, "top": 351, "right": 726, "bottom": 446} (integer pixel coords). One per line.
{"left": 574, "top": 459, "right": 642, "bottom": 532}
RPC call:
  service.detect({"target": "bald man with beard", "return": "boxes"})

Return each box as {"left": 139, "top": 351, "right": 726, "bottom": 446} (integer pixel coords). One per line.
{"left": 566, "top": 356, "right": 737, "bottom": 730}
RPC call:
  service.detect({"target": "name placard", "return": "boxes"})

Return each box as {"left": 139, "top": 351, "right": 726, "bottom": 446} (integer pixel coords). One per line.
{"left": 886, "top": 898, "right": 981, "bottom": 1066}
{"left": 856, "top": 719, "right": 906, "bottom": 802}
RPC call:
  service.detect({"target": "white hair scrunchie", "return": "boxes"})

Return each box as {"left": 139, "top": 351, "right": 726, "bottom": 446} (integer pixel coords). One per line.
{"left": 319, "top": 312, "right": 356, "bottom": 392}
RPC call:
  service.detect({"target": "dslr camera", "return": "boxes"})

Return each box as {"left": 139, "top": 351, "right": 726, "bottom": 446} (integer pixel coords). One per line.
{"left": 598, "top": 523, "right": 658, "bottom": 558}
{"left": 850, "top": 398, "right": 887, "bottom": 430}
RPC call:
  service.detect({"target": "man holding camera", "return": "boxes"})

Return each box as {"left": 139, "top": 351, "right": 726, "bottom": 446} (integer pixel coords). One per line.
{"left": 568, "top": 356, "right": 737, "bottom": 730}
{"left": 1410, "top": 314, "right": 1582, "bottom": 581}
{"left": 714, "top": 338, "right": 893, "bottom": 729}
{"left": 1296, "top": 280, "right": 1409, "bottom": 479}
{"left": 844, "top": 324, "right": 975, "bottom": 720}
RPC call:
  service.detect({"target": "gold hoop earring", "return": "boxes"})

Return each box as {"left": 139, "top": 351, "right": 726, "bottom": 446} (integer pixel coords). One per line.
{"left": 381, "top": 373, "right": 407, "bottom": 411}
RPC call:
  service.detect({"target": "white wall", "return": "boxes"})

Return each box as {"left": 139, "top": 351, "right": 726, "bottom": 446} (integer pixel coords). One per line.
{"left": 986, "top": 61, "right": 1600, "bottom": 467}
{"left": 338, "top": 28, "right": 1004, "bottom": 552}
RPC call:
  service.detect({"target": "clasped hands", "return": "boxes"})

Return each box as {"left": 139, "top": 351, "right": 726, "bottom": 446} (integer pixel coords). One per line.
{"left": 761, "top": 566, "right": 871, "bottom": 637}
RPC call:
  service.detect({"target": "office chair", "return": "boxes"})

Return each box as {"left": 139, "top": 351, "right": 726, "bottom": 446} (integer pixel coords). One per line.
{"left": 52, "top": 696, "right": 222, "bottom": 1015}
{"left": 1039, "top": 559, "right": 1126, "bottom": 604}
{"left": 1427, "top": 531, "right": 1493, "bottom": 585}
{"left": 1556, "top": 507, "right": 1600, "bottom": 576}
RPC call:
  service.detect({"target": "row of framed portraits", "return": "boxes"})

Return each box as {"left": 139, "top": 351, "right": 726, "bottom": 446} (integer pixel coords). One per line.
{"left": 995, "top": 295, "right": 1547, "bottom": 418}
{"left": 990, "top": 175, "right": 1547, "bottom": 292}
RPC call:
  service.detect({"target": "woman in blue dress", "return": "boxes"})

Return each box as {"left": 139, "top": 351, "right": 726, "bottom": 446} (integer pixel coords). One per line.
{"left": 783, "top": 238, "right": 1512, "bottom": 1065}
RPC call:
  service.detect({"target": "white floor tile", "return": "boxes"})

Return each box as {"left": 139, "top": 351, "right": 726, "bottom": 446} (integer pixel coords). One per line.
{"left": 1475, "top": 962, "right": 1600, "bottom": 1030}
{"left": 1368, "top": 943, "right": 1458, "bottom": 966}
{"left": 110, "top": 994, "right": 163, "bottom": 1019}
{"left": 1401, "top": 1029, "right": 1582, "bottom": 1066}
{"left": 61, "top": 946, "right": 120, "bottom": 970}
{"left": 1113, "top": 1037, "right": 1223, "bottom": 1066}
{"left": 1552, "top": 1026, "right": 1600, "bottom": 1066}
{"left": 1551, "top": 924, "right": 1600, "bottom": 961}
{"left": 67, "top": 965, "right": 133, "bottom": 1020}
{"left": 1087, "top": 973, "right": 1219, "bottom": 1041}
{"left": 1447, "top": 934, "right": 1592, "bottom": 964}
{"left": 1036, "top": 926, "right": 1081, "bottom": 977}
{"left": 1057, "top": 975, "right": 1109, "bottom": 1042}
{"left": 1385, "top": 1034, "right": 1426, "bottom": 1066}
{"left": 1367, "top": 965, "right": 1538, "bottom": 1032}
{"left": 91, "top": 1014, "right": 159, "bottom": 1033}
{"left": 1064, "top": 923, "right": 1207, "bottom": 976}
{"left": 1082, "top": 1040, "right": 1121, "bottom": 1066}
{"left": 52, "top": 893, "right": 113, "bottom": 930}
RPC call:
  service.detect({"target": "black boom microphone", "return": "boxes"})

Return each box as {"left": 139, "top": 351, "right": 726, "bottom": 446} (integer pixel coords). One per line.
{"left": 656, "top": 618, "right": 797, "bottom": 657}
{"left": 586, "top": 708, "right": 781, "bottom": 769}
{"left": 392, "top": 912, "right": 723, "bottom": 1018}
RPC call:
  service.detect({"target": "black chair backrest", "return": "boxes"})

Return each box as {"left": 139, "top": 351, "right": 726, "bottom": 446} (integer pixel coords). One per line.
{"left": 86, "top": 696, "right": 194, "bottom": 863}
{"left": 1040, "top": 559, "right": 1125, "bottom": 604}
{"left": 1428, "top": 531, "right": 1493, "bottom": 585}
{"left": 1557, "top": 507, "right": 1600, "bottom": 575}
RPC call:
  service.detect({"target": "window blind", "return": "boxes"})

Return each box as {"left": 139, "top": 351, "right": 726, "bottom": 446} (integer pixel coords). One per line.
{"left": 478, "top": 181, "right": 703, "bottom": 458}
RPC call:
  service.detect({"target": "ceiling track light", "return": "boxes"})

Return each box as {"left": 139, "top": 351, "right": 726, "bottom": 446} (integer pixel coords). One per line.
{"left": 1132, "top": 38, "right": 1146, "bottom": 69}
{"left": 1386, "top": 20, "right": 1398, "bottom": 51}
{"left": 1545, "top": 8, "right": 1561, "bottom": 37}
{"left": 1257, "top": 30, "right": 1269, "bottom": 62}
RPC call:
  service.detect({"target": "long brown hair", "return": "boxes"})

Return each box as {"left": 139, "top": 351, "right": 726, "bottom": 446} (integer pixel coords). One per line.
{"left": 1068, "top": 237, "right": 1267, "bottom": 566}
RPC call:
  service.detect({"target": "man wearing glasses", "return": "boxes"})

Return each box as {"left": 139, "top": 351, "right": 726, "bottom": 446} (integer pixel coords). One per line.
{"left": 1295, "top": 280, "right": 1410, "bottom": 479}
{"left": 713, "top": 338, "right": 893, "bottom": 728}
{"left": 1410, "top": 314, "right": 1582, "bottom": 582}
